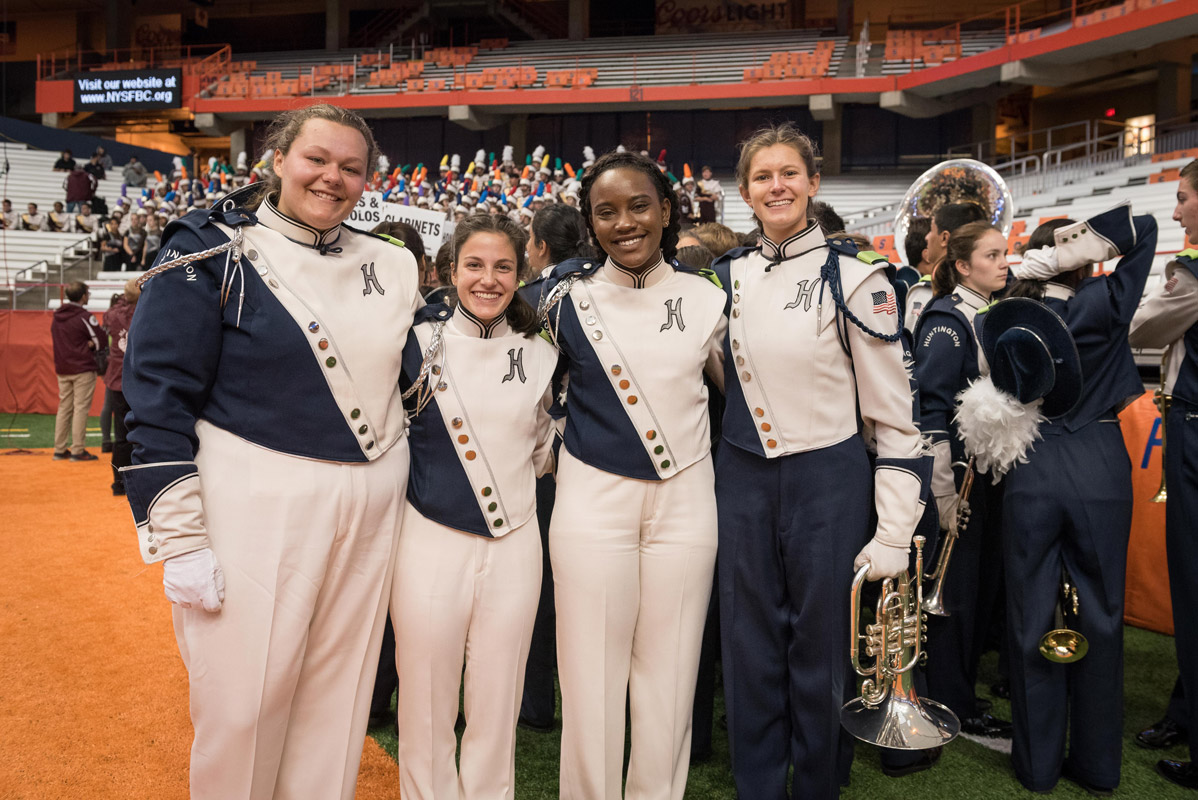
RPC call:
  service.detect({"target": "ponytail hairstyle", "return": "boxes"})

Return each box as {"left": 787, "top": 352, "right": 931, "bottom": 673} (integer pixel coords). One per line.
{"left": 446, "top": 214, "right": 541, "bottom": 336}
{"left": 1007, "top": 217, "right": 1076, "bottom": 299}
{"left": 579, "top": 150, "right": 681, "bottom": 262}
{"left": 931, "top": 221, "right": 1002, "bottom": 298}
{"left": 530, "top": 203, "right": 595, "bottom": 268}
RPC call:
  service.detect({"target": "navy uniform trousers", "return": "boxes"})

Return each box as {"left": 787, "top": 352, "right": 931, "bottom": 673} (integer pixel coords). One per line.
{"left": 717, "top": 436, "right": 870, "bottom": 800}
{"left": 1003, "top": 420, "right": 1131, "bottom": 791}
{"left": 923, "top": 469, "right": 1005, "bottom": 719}
{"left": 1167, "top": 400, "right": 1198, "bottom": 763}
{"left": 519, "top": 472, "right": 558, "bottom": 728}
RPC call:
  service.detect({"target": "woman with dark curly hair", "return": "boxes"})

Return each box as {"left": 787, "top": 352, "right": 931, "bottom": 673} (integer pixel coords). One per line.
{"left": 521, "top": 150, "right": 727, "bottom": 799}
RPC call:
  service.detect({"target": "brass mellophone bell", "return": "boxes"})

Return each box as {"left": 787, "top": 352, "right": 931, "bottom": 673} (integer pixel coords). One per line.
{"left": 922, "top": 457, "right": 976, "bottom": 617}
{"left": 842, "top": 536, "right": 961, "bottom": 750}
{"left": 1152, "top": 349, "right": 1171, "bottom": 504}
{"left": 1039, "top": 567, "right": 1089, "bottom": 664}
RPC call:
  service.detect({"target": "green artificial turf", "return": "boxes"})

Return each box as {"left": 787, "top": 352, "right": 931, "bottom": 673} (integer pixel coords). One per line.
{"left": 0, "top": 412, "right": 102, "bottom": 450}
{"left": 369, "top": 625, "right": 1189, "bottom": 798}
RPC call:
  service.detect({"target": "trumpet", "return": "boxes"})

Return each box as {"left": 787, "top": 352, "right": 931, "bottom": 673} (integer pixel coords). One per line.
{"left": 842, "top": 536, "right": 961, "bottom": 750}
{"left": 1039, "top": 567, "right": 1089, "bottom": 663}
{"left": 923, "top": 457, "right": 976, "bottom": 617}
{"left": 1152, "top": 349, "right": 1171, "bottom": 504}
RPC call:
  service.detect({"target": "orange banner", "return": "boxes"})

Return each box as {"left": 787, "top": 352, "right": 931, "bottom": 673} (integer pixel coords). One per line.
{"left": 1119, "top": 391, "right": 1172, "bottom": 634}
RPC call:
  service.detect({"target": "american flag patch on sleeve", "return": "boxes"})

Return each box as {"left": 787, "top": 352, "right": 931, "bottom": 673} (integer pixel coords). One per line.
{"left": 871, "top": 290, "right": 897, "bottom": 314}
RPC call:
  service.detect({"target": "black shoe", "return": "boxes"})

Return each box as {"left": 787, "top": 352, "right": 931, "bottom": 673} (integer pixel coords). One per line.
{"left": 1138, "top": 717, "right": 1188, "bottom": 749}
{"left": 52, "top": 451, "right": 70, "bottom": 460}
{"left": 1062, "top": 762, "right": 1114, "bottom": 796}
{"left": 1158, "top": 759, "right": 1198, "bottom": 790}
{"left": 70, "top": 450, "right": 98, "bottom": 462}
{"left": 101, "top": 441, "right": 113, "bottom": 453}
{"left": 960, "top": 713, "right": 1013, "bottom": 738}
{"left": 517, "top": 715, "right": 556, "bottom": 733}
{"left": 990, "top": 679, "right": 1011, "bottom": 700}
{"left": 881, "top": 746, "right": 941, "bottom": 777}
{"left": 975, "top": 696, "right": 993, "bottom": 713}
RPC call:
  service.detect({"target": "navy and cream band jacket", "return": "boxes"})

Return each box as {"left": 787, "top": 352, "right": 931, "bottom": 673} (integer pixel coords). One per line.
{"left": 1132, "top": 248, "right": 1198, "bottom": 405}
{"left": 402, "top": 303, "right": 557, "bottom": 538}
{"left": 122, "top": 192, "right": 422, "bottom": 564}
{"left": 520, "top": 253, "right": 727, "bottom": 481}
{"left": 713, "top": 222, "right": 929, "bottom": 547}
{"left": 913, "top": 284, "right": 990, "bottom": 500}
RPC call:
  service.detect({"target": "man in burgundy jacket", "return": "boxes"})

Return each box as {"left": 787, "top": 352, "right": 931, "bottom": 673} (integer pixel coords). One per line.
{"left": 64, "top": 165, "right": 98, "bottom": 213}
{"left": 51, "top": 281, "right": 102, "bottom": 461}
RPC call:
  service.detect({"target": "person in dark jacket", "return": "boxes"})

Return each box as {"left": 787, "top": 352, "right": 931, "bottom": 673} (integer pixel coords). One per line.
{"left": 103, "top": 280, "right": 139, "bottom": 493}
{"left": 51, "top": 281, "right": 102, "bottom": 460}
{"left": 64, "top": 166, "right": 98, "bottom": 213}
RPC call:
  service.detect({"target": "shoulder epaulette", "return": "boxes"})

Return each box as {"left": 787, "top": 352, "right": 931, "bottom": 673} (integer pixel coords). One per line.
{"left": 550, "top": 256, "right": 602, "bottom": 280}
{"left": 415, "top": 302, "right": 452, "bottom": 325}
{"left": 711, "top": 245, "right": 756, "bottom": 272}
{"left": 343, "top": 225, "right": 406, "bottom": 248}
{"left": 855, "top": 249, "right": 889, "bottom": 266}
{"left": 670, "top": 258, "right": 724, "bottom": 289}
{"left": 825, "top": 237, "right": 860, "bottom": 258}
{"left": 1177, "top": 249, "right": 1198, "bottom": 263}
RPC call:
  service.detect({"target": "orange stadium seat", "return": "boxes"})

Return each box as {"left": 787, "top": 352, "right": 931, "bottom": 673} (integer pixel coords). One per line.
{"left": 1153, "top": 148, "right": 1198, "bottom": 163}
{"left": 1149, "top": 168, "right": 1181, "bottom": 183}
{"left": 871, "top": 235, "right": 901, "bottom": 263}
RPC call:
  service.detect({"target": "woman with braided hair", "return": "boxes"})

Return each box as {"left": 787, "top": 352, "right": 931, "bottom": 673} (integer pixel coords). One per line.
{"left": 520, "top": 149, "right": 727, "bottom": 799}
{"left": 712, "top": 122, "right": 928, "bottom": 799}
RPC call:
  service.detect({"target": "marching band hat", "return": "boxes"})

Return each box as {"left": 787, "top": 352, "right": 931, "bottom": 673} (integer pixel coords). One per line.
{"left": 955, "top": 297, "right": 1081, "bottom": 479}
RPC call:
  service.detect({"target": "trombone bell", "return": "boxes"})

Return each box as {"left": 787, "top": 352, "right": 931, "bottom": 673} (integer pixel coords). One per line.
{"left": 1039, "top": 630, "right": 1089, "bottom": 663}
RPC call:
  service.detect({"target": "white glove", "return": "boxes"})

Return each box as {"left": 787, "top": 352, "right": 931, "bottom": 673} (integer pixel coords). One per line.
{"left": 854, "top": 537, "right": 910, "bottom": 581}
{"left": 935, "top": 495, "right": 970, "bottom": 533}
{"left": 162, "top": 548, "right": 225, "bottom": 612}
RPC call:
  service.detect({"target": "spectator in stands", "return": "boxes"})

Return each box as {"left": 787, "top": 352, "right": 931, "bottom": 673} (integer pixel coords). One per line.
{"left": 122, "top": 155, "right": 148, "bottom": 188}
{"left": 123, "top": 212, "right": 147, "bottom": 270}
{"left": 51, "top": 280, "right": 102, "bottom": 461}
{"left": 21, "top": 203, "right": 47, "bottom": 231}
{"left": 47, "top": 201, "right": 69, "bottom": 232}
{"left": 52, "top": 149, "right": 75, "bottom": 172}
{"left": 83, "top": 153, "right": 106, "bottom": 182}
{"left": 103, "top": 279, "right": 140, "bottom": 494}
{"left": 143, "top": 214, "right": 163, "bottom": 267}
{"left": 699, "top": 166, "right": 724, "bottom": 222}
{"left": 94, "top": 146, "right": 113, "bottom": 172}
{"left": 73, "top": 202, "right": 99, "bottom": 238}
{"left": 100, "top": 218, "right": 124, "bottom": 271}
{"left": 65, "top": 164, "right": 98, "bottom": 212}
{"left": 1, "top": 199, "right": 15, "bottom": 229}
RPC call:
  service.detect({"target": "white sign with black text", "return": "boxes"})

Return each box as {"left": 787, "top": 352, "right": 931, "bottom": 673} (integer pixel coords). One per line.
{"left": 348, "top": 192, "right": 454, "bottom": 255}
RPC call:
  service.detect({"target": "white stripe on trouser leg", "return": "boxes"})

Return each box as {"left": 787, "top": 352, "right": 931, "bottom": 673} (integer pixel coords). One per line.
{"left": 176, "top": 420, "right": 409, "bottom": 800}
{"left": 551, "top": 448, "right": 717, "bottom": 800}
{"left": 392, "top": 503, "right": 542, "bottom": 800}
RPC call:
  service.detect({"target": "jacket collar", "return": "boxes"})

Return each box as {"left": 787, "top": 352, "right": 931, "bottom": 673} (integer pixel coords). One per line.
{"left": 1044, "top": 281, "right": 1076, "bottom": 302}
{"left": 450, "top": 303, "right": 510, "bottom": 339}
{"left": 759, "top": 220, "right": 822, "bottom": 263}
{"left": 257, "top": 194, "right": 343, "bottom": 253}
{"left": 599, "top": 253, "right": 668, "bottom": 288}
{"left": 953, "top": 284, "right": 991, "bottom": 312}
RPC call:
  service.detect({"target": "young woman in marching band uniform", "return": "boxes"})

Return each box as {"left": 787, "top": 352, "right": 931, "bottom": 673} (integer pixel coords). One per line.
{"left": 913, "top": 221, "right": 1014, "bottom": 739}
{"left": 392, "top": 215, "right": 559, "bottom": 800}
{"left": 991, "top": 203, "right": 1157, "bottom": 794}
{"left": 121, "top": 105, "right": 422, "bottom": 799}
{"left": 713, "top": 122, "right": 928, "bottom": 799}
{"left": 522, "top": 150, "right": 727, "bottom": 800}
{"left": 1129, "top": 159, "right": 1198, "bottom": 789}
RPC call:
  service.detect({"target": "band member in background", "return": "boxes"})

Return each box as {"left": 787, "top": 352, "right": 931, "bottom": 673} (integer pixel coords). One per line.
{"left": 121, "top": 104, "right": 422, "bottom": 800}
{"left": 996, "top": 203, "right": 1157, "bottom": 794}
{"left": 1129, "top": 158, "right": 1198, "bottom": 789}
{"left": 393, "top": 215, "right": 558, "bottom": 800}
{"left": 913, "top": 221, "right": 1013, "bottom": 740}
{"left": 522, "top": 150, "right": 727, "bottom": 800}
{"left": 902, "top": 216, "right": 934, "bottom": 334}
{"left": 21, "top": 202, "right": 47, "bottom": 231}
{"left": 714, "top": 122, "right": 928, "bottom": 799}
{"left": 518, "top": 203, "right": 593, "bottom": 734}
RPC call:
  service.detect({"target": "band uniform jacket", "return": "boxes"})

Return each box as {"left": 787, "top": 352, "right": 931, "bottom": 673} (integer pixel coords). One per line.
{"left": 401, "top": 303, "right": 557, "bottom": 538}
{"left": 519, "top": 254, "right": 727, "bottom": 481}
{"left": 712, "top": 222, "right": 928, "bottom": 547}
{"left": 121, "top": 194, "right": 422, "bottom": 564}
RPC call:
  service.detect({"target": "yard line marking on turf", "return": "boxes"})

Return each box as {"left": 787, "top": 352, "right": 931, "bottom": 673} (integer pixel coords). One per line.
{"left": 0, "top": 433, "right": 31, "bottom": 438}
{"left": 960, "top": 731, "right": 1012, "bottom": 754}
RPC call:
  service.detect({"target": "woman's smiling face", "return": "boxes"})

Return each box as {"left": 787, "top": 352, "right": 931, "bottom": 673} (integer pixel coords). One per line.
{"left": 272, "top": 118, "right": 369, "bottom": 230}
{"left": 588, "top": 167, "right": 670, "bottom": 270}
{"left": 740, "top": 143, "right": 820, "bottom": 243}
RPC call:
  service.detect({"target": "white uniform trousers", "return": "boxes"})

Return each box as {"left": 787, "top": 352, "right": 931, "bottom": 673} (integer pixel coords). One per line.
{"left": 551, "top": 449, "right": 718, "bottom": 800}
{"left": 177, "top": 420, "right": 408, "bottom": 800}
{"left": 392, "top": 503, "right": 542, "bottom": 800}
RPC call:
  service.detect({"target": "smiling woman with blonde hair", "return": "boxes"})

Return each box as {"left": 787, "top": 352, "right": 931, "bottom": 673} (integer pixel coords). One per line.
{"left": 120, "top": 103, "right": 422, "bottom": 800}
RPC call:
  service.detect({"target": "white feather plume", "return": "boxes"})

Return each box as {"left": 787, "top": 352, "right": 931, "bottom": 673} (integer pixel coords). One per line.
{"left": 954, "top": 376, "right": 1046, "bottom": 481}
{"left": 502, "top": 145, "right": 514, "bottom": 163}
{"left": 532, "top": 145, "right": 545, "bottom": 162}
{"left": 451, "top": 153, "right": 461, "bottom": 171}
{"left": 583, "top": 145, "right": 595, "bottom": 162}
{"left": 378, "top": 154, "right": 390, "bottom": 173}
{"left": 474, "top": 148, "right": 486, "bottom": 166}
{"left": 616, "top": 144, "right": 626, "bottom": 153}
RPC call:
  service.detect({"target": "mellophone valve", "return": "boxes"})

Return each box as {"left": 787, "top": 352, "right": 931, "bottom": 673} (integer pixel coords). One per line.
{"left": 842, "top": 536, "right": 961, "bottom": 750}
